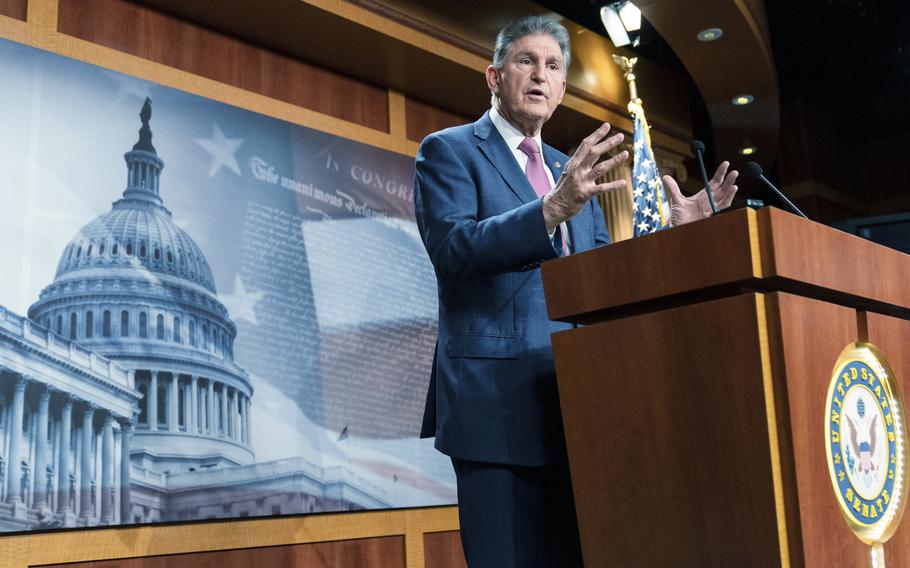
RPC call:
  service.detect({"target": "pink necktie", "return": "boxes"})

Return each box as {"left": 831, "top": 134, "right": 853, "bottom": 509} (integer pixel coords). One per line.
{"left": 518, "top": 137, "right": 550, "bottom": 198}
{"left": 518, "top": 137, "right": 569, "bottom": 255}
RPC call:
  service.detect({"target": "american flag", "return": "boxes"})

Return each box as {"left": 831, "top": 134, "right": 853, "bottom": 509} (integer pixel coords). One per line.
{"left": 629, "top": 102, "right": 670, "bottom": 237}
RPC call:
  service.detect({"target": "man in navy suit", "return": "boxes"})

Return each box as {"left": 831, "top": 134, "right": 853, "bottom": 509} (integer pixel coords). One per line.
{"left": 414, "top": 16, "right": 738, "bottom": 567}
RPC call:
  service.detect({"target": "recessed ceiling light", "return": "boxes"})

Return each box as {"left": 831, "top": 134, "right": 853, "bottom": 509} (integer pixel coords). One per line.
{"left": 739, "top": 146, "right": 757, "bottom": 156}
{"left": 697, "top": 28, "right": 723, "bottom": 42}
{"left": 732, "top": 95, "right": 754, "bottom": 106}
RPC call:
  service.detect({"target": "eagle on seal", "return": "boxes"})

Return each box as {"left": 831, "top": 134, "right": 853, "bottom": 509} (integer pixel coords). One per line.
{"left": 846, "top": 412, "right": 879, "bottom": 475}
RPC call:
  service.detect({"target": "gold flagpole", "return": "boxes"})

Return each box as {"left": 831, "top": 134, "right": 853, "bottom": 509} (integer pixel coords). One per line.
{"left": 612, "top": 54, "right": 668, "bottom": 227}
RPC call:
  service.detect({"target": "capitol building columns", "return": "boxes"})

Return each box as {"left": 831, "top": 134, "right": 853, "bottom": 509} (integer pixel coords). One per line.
{"left": 0, "top": 366, "right": 133, "bottom": 528}
{"left": 190, "top": 375, "right": 199, "bottom": 434}
{"left": 33, "top": 385, "right": 51, "bottom": 512}
{"left": 79, "top": 404, "right": 95, "bottom": 524}
{"left": 244, "top": 396, "right": 252, "bottom": 445}
{"left": 5, "top": 376, "right": 28, "bottom": 515}
{"left": 219, "top": 385, "right": 228, "bottom": 439}
{"left": 206, "top": 380, "right": 215, "bottom": 435}
{"left": 118, "top": 418, "right": 133, "bottom": 523}
{"left": 101, "top": 414, "right": 114, "bottom": 524}
{"left": 168, "top": 374, "right": 179, "bottom": 431}
{"left": 57, "top": 394, "right": 74, "bottom": 519}
{"left": 228, "top": 387, "right": 237, "bottom": 440}
{"left": 149, "top": 371, "right": 159, "bottom": 431}
{"left": 130, "top": 371, "right": 251, "bottom": 451}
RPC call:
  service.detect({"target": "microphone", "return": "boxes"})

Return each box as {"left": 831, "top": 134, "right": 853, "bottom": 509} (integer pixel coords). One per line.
{"left": 745, "top": 161, "right": 808, "bottom": 219}
{"left": 690, "top": 140, "right": 718, "bottom": 214}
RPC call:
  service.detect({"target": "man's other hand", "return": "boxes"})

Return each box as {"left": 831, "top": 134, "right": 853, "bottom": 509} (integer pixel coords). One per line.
{"left": 663, "top": 161, "right": 738, "bottom": 226}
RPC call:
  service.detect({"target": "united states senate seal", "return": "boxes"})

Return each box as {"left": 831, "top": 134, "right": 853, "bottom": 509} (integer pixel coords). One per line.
{"left": 825, "top": 342, "right": 909, "bottom": 545}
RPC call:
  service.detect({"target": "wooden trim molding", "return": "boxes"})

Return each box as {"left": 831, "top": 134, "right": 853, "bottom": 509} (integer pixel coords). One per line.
{"left": 0, "top": 506, "right": 459, "bottom": 568}
{"left": 0, "top": 12, "right": 28, "bottom": 43}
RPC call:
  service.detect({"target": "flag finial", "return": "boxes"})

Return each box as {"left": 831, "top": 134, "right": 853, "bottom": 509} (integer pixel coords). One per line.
{"left": 612, "top": 55, "right": 640, "bottom": 107}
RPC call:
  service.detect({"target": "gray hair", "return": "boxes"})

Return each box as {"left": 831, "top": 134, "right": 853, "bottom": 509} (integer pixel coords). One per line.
{"left": 492, "top": 16, "right": 571, "bottom": 77}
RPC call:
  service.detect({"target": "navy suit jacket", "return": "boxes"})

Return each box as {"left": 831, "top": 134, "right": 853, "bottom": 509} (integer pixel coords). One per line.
{"left": 414, "top": 112, "right": 611, "bottom": 467}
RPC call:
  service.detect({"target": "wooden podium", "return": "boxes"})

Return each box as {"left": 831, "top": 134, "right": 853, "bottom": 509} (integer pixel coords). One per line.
{"left": 541, "top": 207, "right": 910, "bottom": 567}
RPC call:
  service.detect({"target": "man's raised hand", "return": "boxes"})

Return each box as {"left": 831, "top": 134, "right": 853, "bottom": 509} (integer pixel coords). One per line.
{"left": 542, "top": 123, "right": 629, "bottom": 232}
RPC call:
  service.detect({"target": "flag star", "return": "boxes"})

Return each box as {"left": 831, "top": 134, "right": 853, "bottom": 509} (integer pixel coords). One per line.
{"left": 646, "top": 192, "right": 654, "bottom": 202}
{"left": 219, "top": 274, "right": 264, "bottom": 326}
{"left": 637, "top": 220, "right": 650, "bottom": 232}
{"left": 648, "top": 178, "right": 661, "bottom": 189}
{"left": 633, "top": 187, "right": 645, "bottom": 199}
{"left": 650, "top": 210, "right": 662, "bottom": 221}
{"left": 634, "top": 140, "right": 644, "bottom": 150}
{"left": 642, "top": 207, "right": 653, "bottom": 218}
{"left": 637, "top": 173, "right": 648, "bottom": 183}
{"left": 641, "top": 158, "right": 652, "bottom": 168}
{"left": 632, "top": 201, "right": 639, "bottom": 211}
{"left": 195, "top": 123, "right": 244, "bottom": 177}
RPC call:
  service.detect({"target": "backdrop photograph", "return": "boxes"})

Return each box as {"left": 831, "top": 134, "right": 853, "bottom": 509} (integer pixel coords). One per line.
{"left": 0, "top": 37, "right": 454, "bottom": 532}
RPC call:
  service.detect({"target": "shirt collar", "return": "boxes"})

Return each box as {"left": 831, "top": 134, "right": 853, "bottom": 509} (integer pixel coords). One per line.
{"left": 489, "top": 105, "right": 544, "bottom": 155}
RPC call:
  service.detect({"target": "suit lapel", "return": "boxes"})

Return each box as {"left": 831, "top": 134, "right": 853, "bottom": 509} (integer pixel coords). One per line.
{"left": 475, "top": 114, "right": 539, "bottom": 205}
{"left": 541, "top": 144, "right": 565, "bottom": 186}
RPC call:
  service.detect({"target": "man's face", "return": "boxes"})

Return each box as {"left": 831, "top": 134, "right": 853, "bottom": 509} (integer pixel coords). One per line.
{"left": 487, "top": 33, "right": 567, "bottom": 136}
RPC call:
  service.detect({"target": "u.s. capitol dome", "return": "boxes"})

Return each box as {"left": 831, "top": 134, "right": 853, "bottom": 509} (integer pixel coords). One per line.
{"left": 28, "top": 99, "right": 255, "bottom": 471}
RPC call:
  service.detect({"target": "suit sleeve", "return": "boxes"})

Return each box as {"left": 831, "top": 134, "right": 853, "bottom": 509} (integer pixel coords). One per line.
{"left": 414, "top": 133, "right": 558, "bottom": 283}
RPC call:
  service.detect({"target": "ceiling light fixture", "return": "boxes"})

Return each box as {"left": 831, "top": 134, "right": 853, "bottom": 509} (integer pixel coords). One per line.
{"left": 697, "top": 28, "right": 723, "bottom": 42}
{"left": 739, "top": 145, "right": 757, "bottom": 156}
{"left": 601, "top": 2, "right": 641, "bottom": 48}
{"left": 732, "top": 95, "right": 754, "bottom": 106}
{"left": 618, "top": 2, "right": 642, "bottom": 32}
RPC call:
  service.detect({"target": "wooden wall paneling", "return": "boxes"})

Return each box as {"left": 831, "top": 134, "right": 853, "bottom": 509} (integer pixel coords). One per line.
{"left": 405, "top": 97, "right": 471, "bottom": 143}
{"left": 863, "top": 312, "right": 910, "bottom": 565}
{"left": 764, "top": 292, "right": 867, "bottom": 566}
{"left": 422, "top": 531, "right": 466, "bottom": 568}
{"left": 36, "top": 536, "right": 406, "bottom": 568}
{"left": 552, "top": 293, "right": 783, "bottom": 566}
{"left": 45, "top": 31, "right": 416, "bottom": 157}
{"left": 56, "top": 0, "right": 390, "bottom": 132}
{"left": 0, "top": 507, "right": 459, "bottom": 568}
{"left": 134, "top": 0, "right": 692, "bottom": 157}
{"left": 0, "top": 0, "right": 25, "bottom": 21}
{"left": 0, "top": 0, "right": 418, "bottom": 155}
